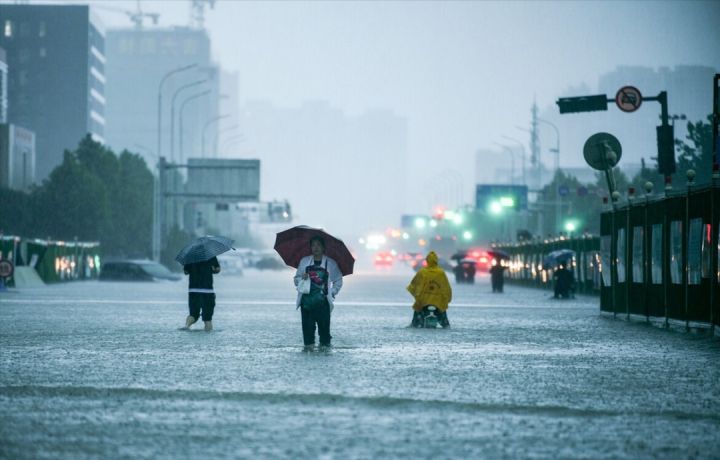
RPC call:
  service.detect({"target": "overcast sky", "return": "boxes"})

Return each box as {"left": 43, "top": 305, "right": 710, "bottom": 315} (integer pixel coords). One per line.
{"left": 13, "top": 0, "right": 720, "bottom": 234}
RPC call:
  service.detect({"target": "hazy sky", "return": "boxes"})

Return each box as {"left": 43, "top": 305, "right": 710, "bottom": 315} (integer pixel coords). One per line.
{"left": 16, "top": 0, "right": 720, "bottom": 234}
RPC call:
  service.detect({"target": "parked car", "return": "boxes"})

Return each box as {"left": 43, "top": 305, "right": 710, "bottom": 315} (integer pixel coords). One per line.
{"left": 100, "top": 260, "right": 181, "bottom": 282}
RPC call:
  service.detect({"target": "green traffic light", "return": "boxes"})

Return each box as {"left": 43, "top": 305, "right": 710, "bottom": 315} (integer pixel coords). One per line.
{"left": 489, "top": 201, "right": 503, "bottom": 215}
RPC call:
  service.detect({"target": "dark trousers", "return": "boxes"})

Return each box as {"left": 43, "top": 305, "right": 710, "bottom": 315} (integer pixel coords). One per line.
{"left": 300, "top": 300, "right": 331, "bottom": 346}
{"left": 189, "top": 292, "right": 216, "bottom": 321}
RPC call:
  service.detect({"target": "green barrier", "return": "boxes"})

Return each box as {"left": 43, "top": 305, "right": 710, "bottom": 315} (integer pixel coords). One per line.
{"left": 22, "top": 239, "right": 101, "bottom": 284}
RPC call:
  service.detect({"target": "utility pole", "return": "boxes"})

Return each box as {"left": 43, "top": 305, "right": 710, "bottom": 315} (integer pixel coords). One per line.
{"left": 530, "top": 100, "right": 541, "bottom": 171}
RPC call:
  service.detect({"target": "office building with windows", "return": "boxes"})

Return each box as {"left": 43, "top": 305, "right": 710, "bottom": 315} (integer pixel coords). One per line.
{"left": 104, "top": 27, "right": 220, "bottom": 167}
{"left": 0, "top": 4, "right": 105, "bottom": 180}
{"left": 0, "top": 123, "right": 35, "bottom": 191}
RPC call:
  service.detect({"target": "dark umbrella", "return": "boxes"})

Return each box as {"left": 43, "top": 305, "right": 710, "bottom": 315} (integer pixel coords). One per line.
{"left": 175, "top": 235, "right": 235, "bottom": 265}
{"left": 450, "top": 251, "right": 468, "bottom": 262}
{"left": 274, "top": 225, "right": 355, "bottom": 276}
{"left": 542, "top": 249, "right": 575, "bottom": 269}
{"left": 487, "top": 249, "right": 510, "bottom": 260}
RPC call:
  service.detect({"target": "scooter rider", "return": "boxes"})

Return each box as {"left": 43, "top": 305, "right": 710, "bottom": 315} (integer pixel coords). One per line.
{"left": 406, "top": 251, "right": 452, "bottom": 327}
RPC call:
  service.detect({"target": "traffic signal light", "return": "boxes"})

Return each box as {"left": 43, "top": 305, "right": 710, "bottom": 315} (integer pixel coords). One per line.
{"left": 556, "top": 95, "right": 608, "bottom": 114}
{"left": 656, "top": 125, "right": 676, "bottom": 176}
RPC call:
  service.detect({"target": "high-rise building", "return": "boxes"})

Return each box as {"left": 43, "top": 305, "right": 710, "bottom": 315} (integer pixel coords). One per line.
{"left": 0, "top": 5, "right": 105, "bottom": 180}
{"left": 0, "top": 46, "right": 7, "bottom": 124}
{"left": 0, "top": 123, "right": 35, "bottom": 192}
{"left": 240, "top": 99, "right": 407, "bottom": 235}
{"left": 104, "top": 27, "right": 220, "bottom": 167}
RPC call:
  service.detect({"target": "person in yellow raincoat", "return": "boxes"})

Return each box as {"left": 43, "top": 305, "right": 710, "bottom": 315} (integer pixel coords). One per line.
{"left": 407, "top": 251, "right": 452, "bottom": 327}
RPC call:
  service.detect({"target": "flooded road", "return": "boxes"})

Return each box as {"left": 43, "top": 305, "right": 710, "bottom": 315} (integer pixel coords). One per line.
{"left": 1, "top": 269, "right": 718, "bottom": 459}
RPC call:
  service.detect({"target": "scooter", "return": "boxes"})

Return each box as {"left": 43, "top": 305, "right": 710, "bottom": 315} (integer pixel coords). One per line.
{"left": 411, "top": 305, "right": 450, "bottom": 328}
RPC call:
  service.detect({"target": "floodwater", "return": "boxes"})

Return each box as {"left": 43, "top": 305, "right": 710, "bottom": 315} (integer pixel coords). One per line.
{"left": 1, "top": 269, "right": 719, "bottom": 459}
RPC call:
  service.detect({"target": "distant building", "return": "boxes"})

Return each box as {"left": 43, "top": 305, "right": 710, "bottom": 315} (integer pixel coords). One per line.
{"left": 0, "top": 47, "right": 7, "bottom": 124}
{"left": 104, "top": 27, "right": 220, "bottom": 167}
{"left": 0, "top": 4, "right": 105, "bottom": 180}
{"left": 0, "top": 123, "right": 36, "bottom": 191}
{"left": 240, "top": 100, "right": 407, "bottom": 235}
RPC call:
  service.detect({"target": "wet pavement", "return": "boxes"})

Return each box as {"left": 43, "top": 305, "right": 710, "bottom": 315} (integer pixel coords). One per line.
{"left": 1, "top": 269, "right": 719, "bottom": 459}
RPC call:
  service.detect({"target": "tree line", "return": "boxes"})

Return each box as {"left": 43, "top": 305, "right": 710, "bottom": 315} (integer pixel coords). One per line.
{"left": 0, "top": 135, "right": 154, "bottom": 258}
{"left": 535, "top": 115, "right": 714, "bottom": 237}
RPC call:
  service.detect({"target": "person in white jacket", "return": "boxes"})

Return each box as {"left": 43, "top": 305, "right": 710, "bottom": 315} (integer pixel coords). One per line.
{"left": 293, "top": 236, "right": 343, "bottom": 349}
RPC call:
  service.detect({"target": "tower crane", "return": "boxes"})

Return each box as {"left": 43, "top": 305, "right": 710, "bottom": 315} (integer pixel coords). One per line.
{"left": 190, "top": 0, "right": 216, "bottom": 29}
{"left": 95, "top": 1, "right": 160, "bottom": 29}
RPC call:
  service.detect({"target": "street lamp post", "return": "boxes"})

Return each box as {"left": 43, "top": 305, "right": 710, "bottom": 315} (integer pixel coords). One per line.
{"left": 154, "top": 63, "right": 196, "bottom": 262}
{"left": 220, "top": 134, "right": 246, "bottom": 153}
{"left": 502, "top": 135, "right": 527, "bottom": 185}
{"left": 179, "top": 89, "right": 211, "bottom": 164}
{"left": 167, "top": 79, "right": 206, "bottom": 243}
{"left": 214, "top": 124, "right": 240, "bottom": 157}
{"left": 170, "top": 79, "right": 207, "bottom": 163}
{"left": 202, "top": 114, "right": 230, "bottom": 158}
{"left": 156, "top": 64, "right": 196, "bottom": 162}
{"left": 537, "top": 118, "right": 560, "bottom": 235}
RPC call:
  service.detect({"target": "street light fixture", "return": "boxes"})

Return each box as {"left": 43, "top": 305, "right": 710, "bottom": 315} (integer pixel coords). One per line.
{"left": 179, "top": 89, "right": 212, "bottom": 163}
{"left": 202, "top": 114, "right": 230, "bottom": 158}
{"left": 156, "top": 63, "right": 197, "bottom": 161}
{"left": 170, "top": 79, "right": 207, "bottom": 162}
{"left": 501, "top": 135, "right": 527, "bottom": 185}
{"left": 213, "top": 123, "right": 240, "bottom": 157}
{"left": 536, "top": 117, "right": 561, "bottom": 235}
{"left": 154, "top": 63, "right": 196, "bottom": 262}
{"left": 220, "top": 134, "right": 246, "bottom": 154}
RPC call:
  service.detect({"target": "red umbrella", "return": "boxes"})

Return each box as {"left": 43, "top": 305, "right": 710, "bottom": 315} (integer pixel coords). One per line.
{"left": 274, "top": 225, "right": 355, "bottom": 276}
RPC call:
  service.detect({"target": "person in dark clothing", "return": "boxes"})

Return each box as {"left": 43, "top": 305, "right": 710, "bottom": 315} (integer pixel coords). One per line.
{"left": 182, "top": 256, "right": 221, "bottom": 331}
{"left": 489, "top": 259, "right": 505, "bottom": 292}
{"left": 553, "top": 263, "right": 574, "bottom": 299}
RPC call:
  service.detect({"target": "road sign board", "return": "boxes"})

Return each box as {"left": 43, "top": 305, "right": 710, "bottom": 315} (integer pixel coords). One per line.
{"left": 558, "top": 185, "right": 570, "bottom": 197}
{"left": 615, "top": 86, "right": 643, "bottom": 113}
{"left": 0, "top": 260, "right": 14, "bottom": 278}
{"left": 583, "top": 132, "right": 622, "bottom": 171}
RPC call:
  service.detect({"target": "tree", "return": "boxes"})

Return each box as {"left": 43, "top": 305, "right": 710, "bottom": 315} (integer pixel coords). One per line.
{"left": 674, "top": 115, "right": 713, "bottom": 187}
{"left": 106, "top": 150, "right": 154, "bottom": 257}
{"left": 537, "top": 169, "right": 605, "bottom": 236}
{"left": 34, "top": 149, "right": 110, "bottom": 241}
{"left": 3, "top": 135, "right": 156, "bottom": 259}
{"left": 161, "top": 225, "right": 192, "bottom": 271}
{"left": 0, "top": 187, "right": 35, "bottom": 237}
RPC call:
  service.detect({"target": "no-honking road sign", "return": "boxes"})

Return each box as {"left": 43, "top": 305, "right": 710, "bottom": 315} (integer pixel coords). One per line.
{"left": 616, "top": 86, "right": 643, "bottom": 113}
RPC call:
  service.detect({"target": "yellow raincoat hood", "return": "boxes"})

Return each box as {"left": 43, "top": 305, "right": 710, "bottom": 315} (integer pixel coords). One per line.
{"left": 406, "top": 251, "right": 452, "bottom": 312}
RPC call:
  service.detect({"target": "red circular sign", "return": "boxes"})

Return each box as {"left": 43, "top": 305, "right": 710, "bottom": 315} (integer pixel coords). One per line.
{"left": 616, "top": 86, "right": 643, "bottom": 113}
{"left": 0, "top": 260, "right": 14, "bottom": 278}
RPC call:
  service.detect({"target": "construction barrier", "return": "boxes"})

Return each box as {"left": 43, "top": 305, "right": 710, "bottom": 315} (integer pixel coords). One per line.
{"left": 493, "top": 182, "right": 719, "bottom": 328}
{"left": 599, "top": 183, "right": 720, "bottom": 327}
